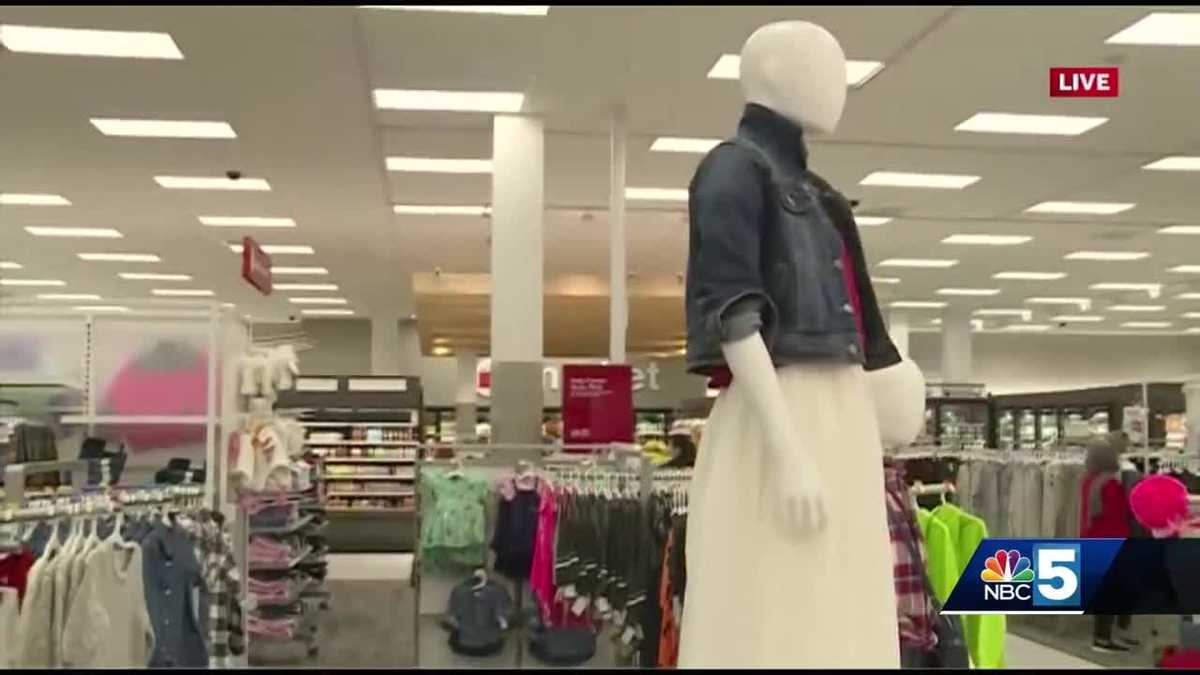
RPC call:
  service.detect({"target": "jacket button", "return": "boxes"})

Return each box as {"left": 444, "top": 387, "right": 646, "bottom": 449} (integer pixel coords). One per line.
{"left": 784, "top": 194, "right": 798, "bottom": 210}
{"left": 842, "top": 303, "right": 854, "bottom": 314}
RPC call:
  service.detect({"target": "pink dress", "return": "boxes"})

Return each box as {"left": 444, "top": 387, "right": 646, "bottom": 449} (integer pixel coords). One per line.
{"left": 529, "top": 482, "right": 558, "bottom": 624}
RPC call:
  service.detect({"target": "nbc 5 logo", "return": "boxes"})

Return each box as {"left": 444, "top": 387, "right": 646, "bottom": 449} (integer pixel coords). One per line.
{"left": 979, "top": 544, "right": 1081, "bottom": 607}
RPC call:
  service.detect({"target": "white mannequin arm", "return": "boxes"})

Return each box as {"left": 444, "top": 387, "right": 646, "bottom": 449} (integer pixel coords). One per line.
{"left": 722, "top": 332, "right": 827, "bottom": 535}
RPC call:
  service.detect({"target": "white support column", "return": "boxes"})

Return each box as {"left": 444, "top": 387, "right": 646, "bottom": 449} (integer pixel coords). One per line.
{"left": 888, "top": 309, "right": 911, "bottom": 358}
{"left": 609, "top": 105, "right": 628, "bottom": 363}
{"left": 490, "top": 114, "right": 545, "bottom": 446}
{"left": 455, "top": 351, "right": 478, "bottom": 443}
{"left": 940, "top": 306, "right": 974, "bottom": 383}
{"left": 371, "top": 315, "right": 402, "bottom": 375}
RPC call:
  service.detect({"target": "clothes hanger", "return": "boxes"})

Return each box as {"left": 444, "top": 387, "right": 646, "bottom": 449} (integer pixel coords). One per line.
{"left": 472, "top": 567, "right": 488, "bottom": 591}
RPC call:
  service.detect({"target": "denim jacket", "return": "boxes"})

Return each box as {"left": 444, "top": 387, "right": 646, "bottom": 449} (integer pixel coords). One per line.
{"left": 685, "top": 104, "right": 901, "bottom": 376}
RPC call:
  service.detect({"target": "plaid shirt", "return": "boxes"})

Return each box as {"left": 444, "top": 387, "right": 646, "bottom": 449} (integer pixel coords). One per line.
{"left": 883, "top": 464, "right": 938, "bottom": 653}
{"left": 184, "top": 516, "right": 244, "bottom": 669}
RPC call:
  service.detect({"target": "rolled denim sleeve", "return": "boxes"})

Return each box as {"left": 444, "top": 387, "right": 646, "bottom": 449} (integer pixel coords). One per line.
{"left": 690, "top": 145, "right": 776, "bottom": 345}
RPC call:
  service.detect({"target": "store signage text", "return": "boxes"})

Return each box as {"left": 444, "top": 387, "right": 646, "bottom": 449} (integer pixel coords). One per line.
{"left": 475, "top": 358, "right": 660, "bottom": 398}
{"left": 1049, "top": 67, "right": 1118, "bottom": 98}
{"left": 240, "top": 236, "right": 273, "bottom": 295}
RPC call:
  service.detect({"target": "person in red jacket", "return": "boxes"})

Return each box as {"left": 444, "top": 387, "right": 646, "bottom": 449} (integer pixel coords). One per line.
{"left": 1079, "top": 432, "right": 1137, "bottom": 653}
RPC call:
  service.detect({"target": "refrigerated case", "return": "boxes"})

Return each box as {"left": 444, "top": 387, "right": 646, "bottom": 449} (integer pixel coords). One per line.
{"left": 924, "top": 383, "right": 992, "bottom": 449}
{"left": 422, "top": 406, "right": 675, "bottom": 444}
{"left": 991, "top": 383, "right": 1186, "bottom": 449}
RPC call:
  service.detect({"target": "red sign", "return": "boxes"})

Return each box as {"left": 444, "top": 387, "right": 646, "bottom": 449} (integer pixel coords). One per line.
{"left": 561, "top": 364, "right": 634, "bottom": 448}
{"left": 240, "top": 236, "right": 273, "bottom": 295}
{"left": 1050, "top": 67, "right": 1119, "bottom": 98}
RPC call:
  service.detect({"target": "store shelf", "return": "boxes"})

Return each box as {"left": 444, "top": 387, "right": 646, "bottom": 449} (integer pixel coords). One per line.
{"left": 250, "top": 514, "right": 316, "bottom": 536}
{"left": 322, "top": 475, "right": 414, "bottom": 481}
{"left": 327, "top": 491, "right": 414, "bottom": 499}
{"left": 302, "top": 422, "right": 417, "bottom": 428}
{"left": 249, "top": 545, "right": 314, "bottom": 572}
{"left": 327, "top": 506, "right": 414, "bottom": 515}
{"left": 304, "top": 440, "right": 418, "bottom": 447}
{"left": 321, "top": 458, "right": 414, "bottom": 464}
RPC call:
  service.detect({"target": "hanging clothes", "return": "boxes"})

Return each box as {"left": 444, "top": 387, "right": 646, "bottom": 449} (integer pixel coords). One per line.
{"left": 141, "top": 522, "right": 209, "bottom": 668}
{"left": 419, "top": 468, "right": 488, "bottom": 571}
{"left": 529, "top": 482, "right": 559, "bottom": 624}
{"left": 883, "top": 464, "right": 937, "bottom": 654}
{"left": 930, "top": 502, "right": 1006, "bottom": 669}
{"left": 62, "top": 540, "right": 156, "bottom": 668}
{"left": 491, "top": 475, "right": 543, "bottom": 580}
{"left": 0, "top": 548, "right": 34, "bottom": 603}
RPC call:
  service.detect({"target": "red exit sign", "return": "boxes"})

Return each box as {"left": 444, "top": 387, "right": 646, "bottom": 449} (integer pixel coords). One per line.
{"left": 1050, "top": 67, "right": 1119, "bottom": 98}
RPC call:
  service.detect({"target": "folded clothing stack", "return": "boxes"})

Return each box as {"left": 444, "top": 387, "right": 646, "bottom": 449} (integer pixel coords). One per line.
{"left": 249, "top": 535, "right": 309, "bottom": 567}
{"left": 248, "top": 576, "right": 297, "bottom": 605}
{"left": 246, "top": 614, "right": 300, "bottom": 639}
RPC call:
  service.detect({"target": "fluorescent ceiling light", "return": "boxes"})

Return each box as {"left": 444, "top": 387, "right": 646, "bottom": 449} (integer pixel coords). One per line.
{"left": 625, "top": 187, "right": 688, "bottom": 201}
{"left": 871, "top": 276, "right": 901, "bottom": 285}
{"left": 0, "top": 261, "right": 23, "bottom": 270}
{"left": 1122, "top": 321, "right": 1173, "bottom": 329}
{"left": 152, "top": 289, "right": 213, "bottom": 297}
{"left": 0, "top": 24, "right": 183, "bottom": 59}
{"left": 954, "top": 112, "right": 1108, "bottom": 136}
{"left": 860, "top": 171, "right": 980, "bottom": 189}
{"left": 856, "top": 216, "right": 893, "bottom": 226}
{"left": 274, "top": 283, "right": 339, "bottom": 291}
{"left": 78, "top": 252, "right": 160, "bottom": 262}
{"left": 37, "top": 293, "right": 100, "bottom": 301}
{"left": 155, "top": 175, "right": 270, "bottom": 191}
{"left": 1143, "top": 156, "right": 1200, "bottom": 171}
{"left": 1188, "top": 328, "right": 1200, "bottom": 334}
{"left": 393, "top": 204, "right": 490, "bottom": 216}
{"left": 1178, "top": 292, "right": 1200, "bottom": 300}
{"left": 889, "top": 301, "right": 947, "bottom": 309}
{"left": 273, "top": 266, "right": 328, "bottom": 276}
{"left": 199, "top": 216, "right": 295, "bottom": 228}
{"left": 373, "top": 88, "right": 524, "bottom": 112}
{"left": 386, "top": 157, "right": 492, "bottom": 173}
{"left": 1027, "top": 201, "right": 1134, "bottom": 215}
{"left": 650, "top": 137, "right": 721, "bottom": 154}
{"left": 1005, "top": 324, "right": 1052, "bottom": 332}
{"left": 974, "top": 309, "right": 1033, "bottom": 320}
{"left": 1051, "top": 315, "right": 1105, "bottom": 323}
{"left": 1170, "top": 265, "right": 1200, "bottom": 274}
{"left": 1065, "top": 251, "right": 1149, "bottom": 261}
{"left": 1182, "top": 312, "right": 1200, "bottom": 319}
{"left": 878, "top": 258, "right": 959, "bottom": 269}
{"left": 942, "top": 234, "right": 1032, "bottom": 246}
{"left": 0, "top": 278, "right": 66, "bottom": 287}
{"left": 74, "top": 305, "right": 129, "bottom": 313}
{"left": 706, "top": 54, "right": 885, "bottom": 87}
{"left": 993, "top": 271, "right": 1067, "bottom": 281}
{"left": 360, "top": 5, "right": 549, "bottom": 16}
{"left": 301, "top": 308, "right": 356, "bottom": 317}
{"left": 25, "top": 226, "right": 122, "bottom": 238}
{"left": 119, "top": 272, "right": 191, "bottom": 281}
{"left": 1089, "top": 283, "right": 1162, "bottom": 297}
{"left": 1106, "top": 12, "right": 1200, "bottom": 46}
{"left": 90, "top": 118, "right": 235, "bottom": 139}
{"left": 288, "top": 297, "right": 348, "bottom": 305}
{"left": 1159, "top": 226, "right": 1200, "bottom": 235}
{"left": 0, "top": 193, "right": 70, "bottom": 206}
{"left": 937, "top": 288, "right": 1001, "bottom": 297}
{"left": 1109, "top": 304, "right": 1166, "bottom": 312}
{"left": 228, "top": 244, "right": 314, "bottom": 255}
{"left": 1026, "top": 297, "right": 1092, "bottom": 310}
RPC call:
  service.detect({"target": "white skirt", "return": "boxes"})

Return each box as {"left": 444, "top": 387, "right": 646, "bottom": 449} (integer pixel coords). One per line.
{"left": 678, "top": 363, "right": 899, "bottom": 668}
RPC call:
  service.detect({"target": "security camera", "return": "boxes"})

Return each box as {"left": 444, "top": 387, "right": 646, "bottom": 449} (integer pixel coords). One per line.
{"left": 1058, "top": 321, "right": 1068, "bottom": 329}
{"left": 434, "top": 267, "right": 443, "bottom": 278}
{"left": 226, "top": 170, "right": 243, "bottom": 181}
{"left": 288, "top": 314, "right": 299, "bottom": 323}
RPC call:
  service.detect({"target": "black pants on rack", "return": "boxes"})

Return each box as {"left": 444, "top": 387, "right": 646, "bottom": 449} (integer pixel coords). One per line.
{"left": 1095, "top": 614, "right": 1132, "bottom": 642}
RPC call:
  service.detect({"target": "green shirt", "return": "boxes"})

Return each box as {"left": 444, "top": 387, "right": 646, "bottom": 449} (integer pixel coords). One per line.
{"left": 932, "top": 503, "right": 1006, "bottom": 669}
{"left": 917, "top": 509, "right": 958, "bottom": 604}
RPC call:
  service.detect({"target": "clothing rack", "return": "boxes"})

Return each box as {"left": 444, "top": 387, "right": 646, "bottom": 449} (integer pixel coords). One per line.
{"left": 2, "top": 458, "right": 113, "bottom": 507}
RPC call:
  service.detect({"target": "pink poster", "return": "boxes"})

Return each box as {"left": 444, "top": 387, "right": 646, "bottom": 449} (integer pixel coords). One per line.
{"left": 561, "top": 364, "right": 634, "bottom": 449}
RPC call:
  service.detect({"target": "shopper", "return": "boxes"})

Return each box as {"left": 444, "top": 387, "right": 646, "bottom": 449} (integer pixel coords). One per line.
{"left": 1079, "top": 432, "right": 1137, "bottom": 653}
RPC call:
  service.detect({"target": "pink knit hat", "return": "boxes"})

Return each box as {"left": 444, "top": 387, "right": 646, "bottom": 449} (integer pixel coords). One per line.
{"left": 1130, "top": 475, "right": 1190, "bottom": 538}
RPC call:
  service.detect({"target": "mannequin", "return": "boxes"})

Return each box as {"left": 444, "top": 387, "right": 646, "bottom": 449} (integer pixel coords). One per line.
{"left": 680, "top": 21, "right": 927, "bottom": 668}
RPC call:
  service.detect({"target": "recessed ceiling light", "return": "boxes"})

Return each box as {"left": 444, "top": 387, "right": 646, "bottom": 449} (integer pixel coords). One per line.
{"left": 288, "top": 297, "right": 348, "bottom": 305}
{"left": 1065, "top": 251, "right": 1149, "bottom": 261}
{"left": 1106, "top": 12, "right": 1200, "bottom": 46}
{"left": 151, "top": 289, "right": 214, "bottom": 297}
{"left": 878, "top": 258, "right": 959, "bottom": 269}
{"left": 625, "top": 187, "right": 688, "bottom": 201}
{"left": 301, "top": 308, "right": 356, "bottom": 317}
{"left": 385, "top": 157, "right": 492, "bottom": 173}
{"left": 0, "top": 193, "right": 70, "bottom": 206}
{"left": 856, "top": 216, "right": 893, "bottom": 226}
{"left": 154, "top": 175, "right": 270, "bottom": 191}
{"left": 198, "top": 216, "right": 296, "bottom": 228}
{"left": 1122, "top": 321, "right": 1173, "bottom": 329}
{"left": 942, "top": 234, "right": 1032, "bottom": 246}
{"left": 393, "top": 204, "right": 490, "bottom": 216}
{"left": 974, "top": 309, "right": 1033, "bottom": 320}
{"left": 937, "top": 288, "right": 1001, "bottom": 296}
{"left": 1027, "top": 201, "right": 1135, "bottom": 215}
{"left": 889, "top": 301, "right": 947, "bottom": 309}
{"left": 119, "top": 272, "right": 191, "bottom": 281}
{"left": 1026, "top": 297, "right": 1092, "bottom": 310}
{"left": 74, "top": 305, "right": 130, "bottom": 313}
{"left": 0, "top": 24, "right": 183, "bottom": 59}
{"left": 1051, "top": 315, "right": 1105, "bottom": 323}
{"left": 272, "top": 266, "right": 329, "bottom": 276}
{"left": 274, "top": 283, "right": 339, "bottom": 291}
{"left": 1090, "top": 283, "right": 1162, "bottom": 297}
{"left": 993, "top": 271, "right": 1067, "bottom": 281}
{"left": 706, "top": 54, "right": 885, "bottom": 87}
{"left": 78, "top": 252, "right": 160, "bottom": 262}
{"left": 37, "top": 293, "right": 100, "bottom": 301}
{"left": 649, "top": 137, "right": 721, "bottom": 154}
{"left": 954, "top": 112, "right": 1108, "bottom": 136}
{"left": 871, "top": 276, "right": 900, "bottom": 285}
{"left": 0, "top": 278, "right": 66, "bottom": 287}
{"left": 860, "top": 171, "right": 980, "bottom": 189}
{"left": 1182, "top": 312, "right": 1200, "bottom": 319}
{"left": 1143, "top": 156, "right": 1200, "bottom": 171}
{"left": 0, "top": 261, "right": 23, "bottom": 270}
{"left": 25, "top": 226, "right": 122, "bottom": 238}
{"left": 1170, "top": 265, "right": 1200, "bottom": 274}
{"left": 1159, "top": 226, "right": 1200, "bottom": 235}
{"left": 360, "top": 5, "right": 549, "bottom": 16}
{"left": 228, "top": 244, "right": 314, "bottom": 255}
{"left": 1109, "top": 304, "right": 1166, "bottom": 312}
{"left": 1005, "top": 324, "right": 1052, "bottom": 332}
{"left": 372, "top": 88, "right": 524, "bottom": 112}
{"left": 90, "top": 118, "right": 236, "bottom": 139}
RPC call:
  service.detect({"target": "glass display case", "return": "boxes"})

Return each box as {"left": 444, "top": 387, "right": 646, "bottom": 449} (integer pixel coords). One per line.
{"left": 996, "top": 410, "right": 1016, "bottom": 450}
{"left": 1018, "top": 409, "right": 1038, "bottom": 449}
{"left": 1039, "top": 408, "right": 1060, "bottom": 449}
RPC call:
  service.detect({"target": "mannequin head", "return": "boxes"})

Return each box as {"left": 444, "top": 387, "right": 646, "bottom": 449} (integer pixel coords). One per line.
{"left": 739, "top": 21, "right": 847, "bottom": 134}
{"left": 864, "top": 358, "right": 927, "bottom": 451}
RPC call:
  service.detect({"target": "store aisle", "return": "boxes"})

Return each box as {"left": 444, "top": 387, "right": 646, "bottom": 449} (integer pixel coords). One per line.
{"left": 1007, "top": 634, "right": 1101, "bottom": 669}
{"left": 302, "top": 554, "right": 416, "bottom": 667}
